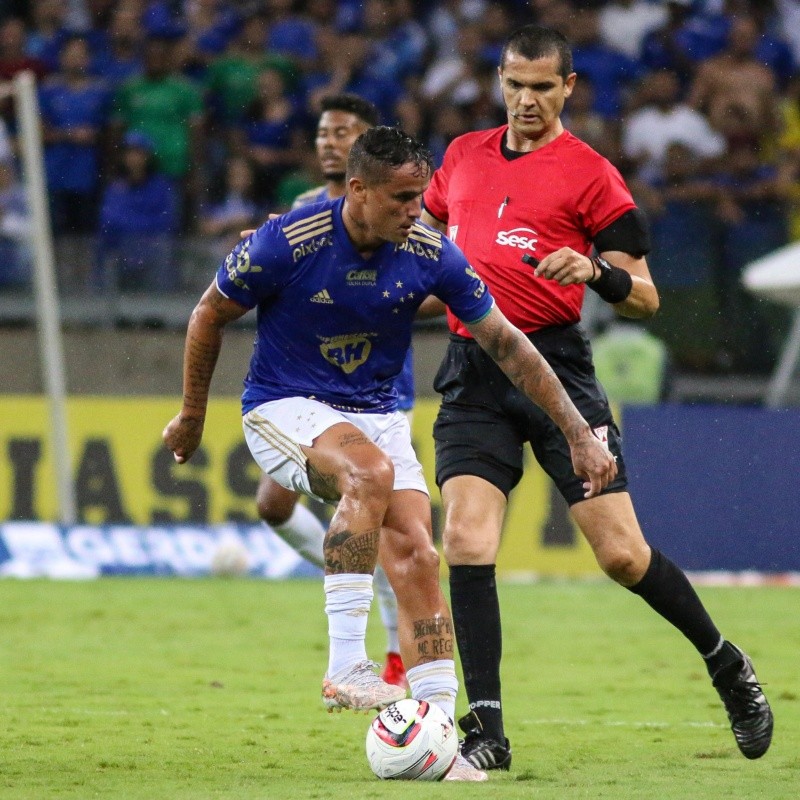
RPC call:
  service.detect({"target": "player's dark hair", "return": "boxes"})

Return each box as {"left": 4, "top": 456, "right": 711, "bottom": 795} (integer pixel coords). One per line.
{"left": 319, "top": 94, "right": 380, "bottom": 128}
{"left": 347, "top": 126, "right": 433, "bottom": 186}
{"left": 500, "top": 25, "right": 573, "bottom": 80}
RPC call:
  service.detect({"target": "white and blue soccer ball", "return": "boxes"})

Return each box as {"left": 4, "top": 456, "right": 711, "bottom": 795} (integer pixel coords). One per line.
{"left": 366, "top": 699, "right": 458, "bottom": 781}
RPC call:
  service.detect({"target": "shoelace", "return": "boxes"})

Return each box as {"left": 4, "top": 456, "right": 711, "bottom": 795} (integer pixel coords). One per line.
{"left": 722, "top": 678, "right": 768, "bottom": 715}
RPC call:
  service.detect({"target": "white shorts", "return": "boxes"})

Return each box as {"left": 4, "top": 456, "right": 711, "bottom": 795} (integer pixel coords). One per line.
{"left": 243, "top": 397, "right": 429, "bottom": 501}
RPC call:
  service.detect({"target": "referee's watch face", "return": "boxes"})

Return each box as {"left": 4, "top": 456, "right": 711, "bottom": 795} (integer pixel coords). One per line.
{"left": 499, "top": 52, "right": 576, "bottom": 147}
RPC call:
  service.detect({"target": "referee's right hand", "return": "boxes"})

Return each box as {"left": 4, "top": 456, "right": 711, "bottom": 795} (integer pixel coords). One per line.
{"left": 569, "top": 432, "right": 617, "bottom": 499}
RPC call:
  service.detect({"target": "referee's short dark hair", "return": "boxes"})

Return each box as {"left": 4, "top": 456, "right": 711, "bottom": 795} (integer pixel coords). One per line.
{"left": 347, "top": 126, "right": 433, "bottom": 186}
{"left": 319, "top": 94, "right": 380, "bottom": 128}
{"left": 500, "top": 25, "right": 574, "bottom": 80}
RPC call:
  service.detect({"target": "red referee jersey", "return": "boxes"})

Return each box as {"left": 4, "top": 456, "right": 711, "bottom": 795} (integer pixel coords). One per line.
{"left": 424, "top": 127, "right": 636, "bottom": 336}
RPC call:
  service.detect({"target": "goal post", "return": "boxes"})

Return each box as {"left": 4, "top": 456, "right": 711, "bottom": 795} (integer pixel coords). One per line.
{"left": 14, "top": 70, "right": 76, "bottom": 524}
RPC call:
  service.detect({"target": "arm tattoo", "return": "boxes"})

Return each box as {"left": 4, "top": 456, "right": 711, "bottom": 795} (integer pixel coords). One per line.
{"left": 469, "top": 310, "right": 588, "bottom": 443}
{"left": 324, "top": 527, "right": 380, "bottom": 573}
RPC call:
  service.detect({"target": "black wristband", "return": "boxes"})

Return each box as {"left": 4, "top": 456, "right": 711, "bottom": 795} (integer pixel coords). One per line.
{"left": 587, "top": 257, "right": 633, "bottom": 303}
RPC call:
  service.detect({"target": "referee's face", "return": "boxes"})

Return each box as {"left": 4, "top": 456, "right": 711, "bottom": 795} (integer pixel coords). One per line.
{"left": 499, "top": 51, "right": 576, "bottom": 147}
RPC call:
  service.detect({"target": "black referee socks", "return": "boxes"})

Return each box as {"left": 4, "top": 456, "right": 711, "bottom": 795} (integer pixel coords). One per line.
{"left": 628, "top": 547, "right": 723, "bottom": 656}
{"left": 449, "top": 564, "right": 505, "bottom": 742}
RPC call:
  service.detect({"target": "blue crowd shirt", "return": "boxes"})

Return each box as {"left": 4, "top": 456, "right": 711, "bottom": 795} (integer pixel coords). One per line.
{"left": 216, "top": 197, "right": 493, "bottom": 414}
{"left": 39, "top": 78, "right": 112, "bottom": 193}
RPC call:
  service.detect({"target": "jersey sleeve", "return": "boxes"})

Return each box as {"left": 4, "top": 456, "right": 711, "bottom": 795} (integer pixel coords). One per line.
{"left": 215, "top": 219, "right": 292, "bottom": 308}
{"left": 433, "top": 239, "right": 494, "bottom": 324}
{"left": 574, "top": 156, "right": 637, "bottom": 239}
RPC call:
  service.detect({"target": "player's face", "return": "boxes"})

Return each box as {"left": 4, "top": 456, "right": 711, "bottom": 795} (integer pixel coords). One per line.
{"left": 499, "top": 51, "right": 576, "bottom": 143}
{"left": 357, "top": 162, "right": 430, "bottom": 245}
{"left": 316, "top": 111, "right": 370, "bottom": 181}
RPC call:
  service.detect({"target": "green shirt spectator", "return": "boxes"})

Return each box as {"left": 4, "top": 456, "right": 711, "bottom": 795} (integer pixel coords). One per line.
{"left": 113, "top": 37, "right": 204, "bottom": 178}
{"left": 592, "top": 321, "right": 670, "bottom": 404}
{"left": 205, "top": 15, "right": 296, "bottom": 126}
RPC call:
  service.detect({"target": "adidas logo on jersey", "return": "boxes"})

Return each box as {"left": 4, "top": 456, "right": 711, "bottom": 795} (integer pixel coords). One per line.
{"left": 310, "top": 289, "right": 334, "bottom": 304}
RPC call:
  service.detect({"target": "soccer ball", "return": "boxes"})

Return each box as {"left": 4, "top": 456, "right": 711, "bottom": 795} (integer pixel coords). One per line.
{"left": 210, "top": 537, "right": 250, "bottom": 576}
{"left": 365, "top": 699, "right": 458, "bottom": 781}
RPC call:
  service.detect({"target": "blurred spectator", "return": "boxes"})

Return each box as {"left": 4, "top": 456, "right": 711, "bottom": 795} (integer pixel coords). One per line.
{"left": 636, "top": 142, "right": 724, "bottom": 370}
{"left": 598, "top": 0, "right": 668, "bottom": 61}
{"left": 427, "top": 103, "right": 469, "bottom": 166}
{"left": 304, "top": 29, "right": 405, "bottom": 122}
{"left": 265, "top": 0, "right": 319, "bottom": 73}
{"left": 0, "top": 17, "right": 49, "bottom": 92}
{"left": 39, "top": 35, "right": 112, "bottom": 235}
{"left": 186, "top": 0, "right": 240, "bottom": 60}
{"left": 0, "top": 158, "right": 31, "bottom": 289}
{"left": 375, "top": 0, "right": 430, "bottom": 82}
{"left": 776, "top": 0, "right": 800, "bottom": 69}
{"left": 231, "top": 65, "right": 304, "bottom": 204}
{"left": 535, "top": 0, "right": 576, "bottom": 35}
{"left": 568, "top": 6, "right": 641, "bottom": 117}
{"left": 777, "top": 73, "right": 800, "bottom": 240}
{"left": 93, "top": 4, "right": 145, "bottom": 88}
{"left": 687, "top": 15, "right": 780, "bottom": 139}
{"left": 172, "top": 0, "right": 241, "bottom": 80}
{"left": 640, "top": 0, "right": 699, "bottom": 86}
{"left": 205, "top": 13, "right": 295, "bottom": 128}
{"left": 479, "top": 2, "right": 515, "bottom": 65}
{"left": 112, "top": 35, "right": 205, "bottom": 216}
{"left": 425, "top": 0, "right": 486, "bottom": 60}
{"left": 198, "top": 154, "right": 260, "bottom": 261}
{"left": 622, "top": 68, "right": 725, "bottom": 183}
{"left": 97, "top": 130, "right": 180, "bottom": 292}
{"left": 562, "top": 76, "right": 620, "bottom": 161}
{"left": 712, "top": 136, "right": 790, "bottom": 372}
{"left": 421, "top": 22, "right": 488, "bottom": 108}
{"left": 25, "top": 0, "right": 69, "bottom": 72}
{"left": 689, "top": 1, "right": 795, "bottom": 88}
{"left": 591, "top": 318, "right": 671, "bottom": 404}
{"left": 273, "top": 129, "right": 319, "bottom": 211}
{"left": 350, "top": 0, "right": 423, "bottom": 85}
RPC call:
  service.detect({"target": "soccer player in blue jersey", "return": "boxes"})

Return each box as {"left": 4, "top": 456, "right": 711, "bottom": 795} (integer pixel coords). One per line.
{"left": 163, "top": 126, "right": 616, "bottom": 781}
{"left": 254, "top": 94, "right": 411, "bottom": 689}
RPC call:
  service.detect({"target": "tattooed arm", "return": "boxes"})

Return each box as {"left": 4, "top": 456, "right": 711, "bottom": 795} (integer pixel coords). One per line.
{"left": 163, "top": 282, "right": 248, "bottom": 463}
{"left": 464, "top": 305, "right": 618, "bottom": 498}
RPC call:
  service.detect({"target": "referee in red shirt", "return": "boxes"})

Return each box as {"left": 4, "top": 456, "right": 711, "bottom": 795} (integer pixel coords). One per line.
{"left": 421, "top": 25, "right": 772, "bottom": 770}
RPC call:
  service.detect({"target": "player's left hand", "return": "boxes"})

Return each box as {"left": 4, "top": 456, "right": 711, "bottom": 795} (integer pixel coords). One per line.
{"left": 162, "top": 414, "right": 205, "bottom": 463}
{"left": 568, "top": 431, "right": 618, "bottom": 499}
{"left": 534, "top": 247, "right": 594, "bottom": 286}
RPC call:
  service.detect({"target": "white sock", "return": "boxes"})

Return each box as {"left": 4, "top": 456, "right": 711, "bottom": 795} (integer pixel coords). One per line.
{"left": 324, "top": 573, "right": 373, "bottom": 679}
{"left": 373, "top": 565, "right": 400, "bottom": 653}
{"left": 406, "top": 660, "right": 458, "bottom": 723}
{"left": 272, "top": 503, "right": 325, "bottom": 569}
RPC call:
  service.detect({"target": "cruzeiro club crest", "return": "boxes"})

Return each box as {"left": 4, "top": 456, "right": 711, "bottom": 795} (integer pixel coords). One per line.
{"left": 319, "top": 333, "right": 374, "bottom": 374}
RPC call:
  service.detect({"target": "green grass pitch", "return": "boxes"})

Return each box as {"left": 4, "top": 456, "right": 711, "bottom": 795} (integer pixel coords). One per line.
{"left": 2, "top": 578, "right": 798, "bottom": 799}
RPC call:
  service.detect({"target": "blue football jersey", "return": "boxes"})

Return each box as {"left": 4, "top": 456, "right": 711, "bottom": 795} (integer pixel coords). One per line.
{"left": 216, "top": 197, "right": 493, "bottom": 414}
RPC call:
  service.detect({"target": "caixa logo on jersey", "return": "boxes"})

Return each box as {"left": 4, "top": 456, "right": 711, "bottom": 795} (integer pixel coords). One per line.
{"left": 496, "top": 227, "right": 538, "bottom": 252}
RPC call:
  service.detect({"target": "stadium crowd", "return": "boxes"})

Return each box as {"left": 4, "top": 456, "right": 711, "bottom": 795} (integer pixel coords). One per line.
{"left": 0, "top": 0, "right": 798, "bottom": 374}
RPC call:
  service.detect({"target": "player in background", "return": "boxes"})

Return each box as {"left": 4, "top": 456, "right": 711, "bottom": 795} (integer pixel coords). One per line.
{"left": 421, "top": 25, "right": 773, "bottom": 771}
{"left": 164, "top": 125, "right": 617, "bottom": 782}
{"left": 253, "top": 94, "right": 409, "bottom": 689}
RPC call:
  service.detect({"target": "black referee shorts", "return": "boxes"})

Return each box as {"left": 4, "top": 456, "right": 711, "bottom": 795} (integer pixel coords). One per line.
{"left": 433, "top": 324, "right": 628, "bottom": 505}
